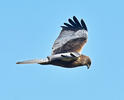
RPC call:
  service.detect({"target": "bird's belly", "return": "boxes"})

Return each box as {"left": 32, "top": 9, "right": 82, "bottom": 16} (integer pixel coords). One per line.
{"left": 51, "top": 60, "right": 80, "bottom": 68}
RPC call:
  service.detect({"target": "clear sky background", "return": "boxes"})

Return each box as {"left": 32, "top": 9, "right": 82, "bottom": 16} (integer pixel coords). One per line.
{"left": 0, "top": 0, "right": 124, "bottom": 100}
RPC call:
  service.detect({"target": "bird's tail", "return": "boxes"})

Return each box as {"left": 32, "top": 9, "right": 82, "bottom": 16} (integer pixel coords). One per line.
{"left": 16, "top": 58, "right": 49, "bottom": 65}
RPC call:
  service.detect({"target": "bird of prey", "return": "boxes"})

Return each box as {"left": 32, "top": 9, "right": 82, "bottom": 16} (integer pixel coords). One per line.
{"left": 16, "top": 16, "right": 91, "bottom": 69}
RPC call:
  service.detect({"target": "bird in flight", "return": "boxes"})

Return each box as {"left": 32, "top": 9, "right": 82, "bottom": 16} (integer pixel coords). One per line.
{"left": 16, "top": 16, "right": 91, "bottom": 69}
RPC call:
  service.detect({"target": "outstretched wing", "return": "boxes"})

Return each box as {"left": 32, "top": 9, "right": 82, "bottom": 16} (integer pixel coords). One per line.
{"left": 52, "top": 16, "right": 88, "bottom": 55}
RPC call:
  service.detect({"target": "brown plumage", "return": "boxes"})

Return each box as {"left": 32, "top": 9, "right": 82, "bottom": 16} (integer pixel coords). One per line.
{"left": 48, "top": 55, "right": 91, "bottom": 69}
{"left": 16, "top": 16, "right": 91, "bottom": 69}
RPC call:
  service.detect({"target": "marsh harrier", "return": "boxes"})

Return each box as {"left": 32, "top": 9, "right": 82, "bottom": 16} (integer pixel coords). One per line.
{"left": 16, "top": 16, "right": 91, "bottom": 69}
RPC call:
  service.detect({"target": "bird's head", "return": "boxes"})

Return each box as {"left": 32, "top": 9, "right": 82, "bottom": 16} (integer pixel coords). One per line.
{"left": 79, "top": 55, "right": 91, "bottom": 69}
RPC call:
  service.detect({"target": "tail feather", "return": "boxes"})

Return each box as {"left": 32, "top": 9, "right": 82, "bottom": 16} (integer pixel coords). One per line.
{"left": 16, "top": 58, "right": 49, "bottom": 64}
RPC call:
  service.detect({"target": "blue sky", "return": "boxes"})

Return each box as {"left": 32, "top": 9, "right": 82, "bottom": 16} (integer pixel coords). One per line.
{"left": 0, "top": 0, "right": 124, "bottom": 100}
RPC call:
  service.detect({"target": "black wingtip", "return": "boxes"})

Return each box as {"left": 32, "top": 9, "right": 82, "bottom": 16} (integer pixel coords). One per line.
{"left": 73, "top": 16, "right": 76, "bottom": 19}
{"left": 73, "top": 16, "right": 78, "bottom": 21}
{"left": 61, "top": 16, "right": 88, "bottom": 31}
{"left": 81, "top": 19, "right": 88, "bottom": 31}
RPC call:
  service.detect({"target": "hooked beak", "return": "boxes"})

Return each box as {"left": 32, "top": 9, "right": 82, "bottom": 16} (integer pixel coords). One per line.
{"left": 87, "top": 64, "right": 91, "bottom": 69}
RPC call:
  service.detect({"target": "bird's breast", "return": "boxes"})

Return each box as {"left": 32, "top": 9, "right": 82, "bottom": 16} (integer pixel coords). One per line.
{"left": 50, "top": 59, "right": 81, "bottom": 68}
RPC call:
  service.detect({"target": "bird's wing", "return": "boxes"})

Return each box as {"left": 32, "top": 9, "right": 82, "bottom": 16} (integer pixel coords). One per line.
{"left": 52, "top": 16, "right": 88, "bottom": 55}
{"left": 48, "top": 52, "right": 80, "bottom": 62}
